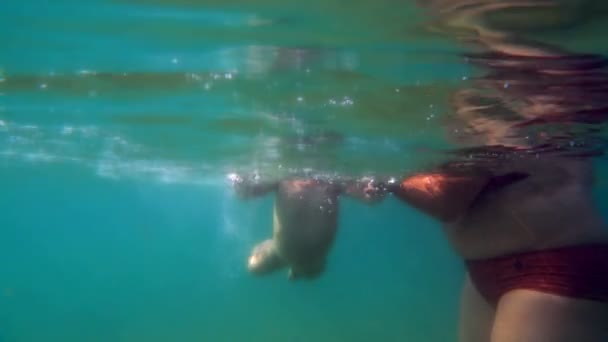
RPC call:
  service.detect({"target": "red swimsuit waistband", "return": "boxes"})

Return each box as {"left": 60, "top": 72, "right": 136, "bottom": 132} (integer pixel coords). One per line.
{"left": 465, "top": 244, "right": 608, "bottom": 305}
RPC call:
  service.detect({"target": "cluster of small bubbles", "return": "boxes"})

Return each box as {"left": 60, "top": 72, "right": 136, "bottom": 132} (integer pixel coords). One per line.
{"left": 226, "top": 172, "right": 240, "bottom": 183}
{"left": 426, "top": 104, "right": 436, "bottom": 121}
{"left": 341, "top": 97, "right": 354, "bottom": 106}
{"left": 328, "top": 96, "right": 354, "bottom": 106}
{"left": 186, "top": 73, "right": 203, "bottom": 82}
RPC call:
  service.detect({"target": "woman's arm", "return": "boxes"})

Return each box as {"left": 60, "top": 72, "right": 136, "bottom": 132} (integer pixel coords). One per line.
{"left": 390, "top": 166, "right": 493, "bottom": 223}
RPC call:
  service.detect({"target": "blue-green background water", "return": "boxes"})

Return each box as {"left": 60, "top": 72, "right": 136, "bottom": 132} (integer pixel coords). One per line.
{"left": 0, "top": 163, "right": 463, "bottom": 341}
{"left": 2, "top": 0, "right": 608, "bottom": 341}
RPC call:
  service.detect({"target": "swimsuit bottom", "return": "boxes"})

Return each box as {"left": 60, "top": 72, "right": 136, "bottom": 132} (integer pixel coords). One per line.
{"left": 465, "top": 244, "right": 608, "bottom": 305}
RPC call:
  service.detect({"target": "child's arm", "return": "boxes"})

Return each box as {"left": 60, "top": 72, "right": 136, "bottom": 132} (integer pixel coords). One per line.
{"left": 228, "top": 173, "right": 278, "bottom": 199}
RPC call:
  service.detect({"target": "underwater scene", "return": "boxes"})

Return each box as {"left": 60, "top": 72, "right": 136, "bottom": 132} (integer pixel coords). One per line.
{"left": 1, "top": 0, "right": 608, "bottom": 341}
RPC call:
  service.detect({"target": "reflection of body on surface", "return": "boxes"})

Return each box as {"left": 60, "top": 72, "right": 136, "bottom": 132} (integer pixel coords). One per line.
{"left": 232, "top": 175, "right": 381, "bottom": 280}
{"left": 402, "top": 1, "right": 608, "bottom": 341}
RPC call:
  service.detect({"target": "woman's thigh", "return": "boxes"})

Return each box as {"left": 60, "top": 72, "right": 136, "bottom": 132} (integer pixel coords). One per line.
{"left": 459, "top": 274, "right": 496, "bottom": 342}
{"left": 492, "top": 289, "right": 608, "bottom": 342}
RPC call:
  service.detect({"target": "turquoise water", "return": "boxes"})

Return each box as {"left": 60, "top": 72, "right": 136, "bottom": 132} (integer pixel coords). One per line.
{"left": 1, "top": 1, "right": 608, "bottom": 341}
{"left": 0, "top": 164, "right": 462, "bottom": 341}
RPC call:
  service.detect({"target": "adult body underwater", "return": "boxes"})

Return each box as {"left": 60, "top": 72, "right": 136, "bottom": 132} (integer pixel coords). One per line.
{"left": 391, "top": 1, "right": 608, "bottom": 341}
